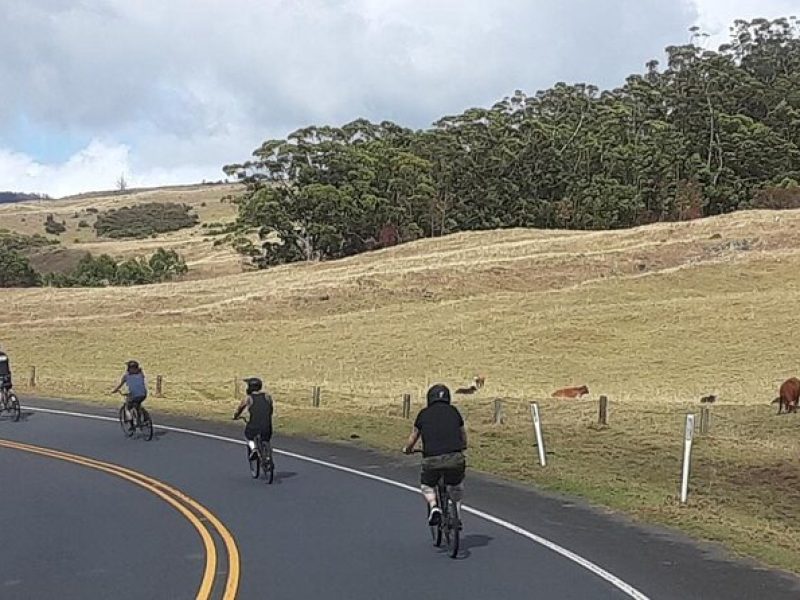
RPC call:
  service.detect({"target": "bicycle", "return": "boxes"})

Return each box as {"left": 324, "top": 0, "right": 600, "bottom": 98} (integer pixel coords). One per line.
{"left": 236, "top": 416, "right": 274, "bottom": 484}
{"left": 412, "top": 449, "right": 462, "bottom": 558}
{"left": 0, "top": 388, "right": 21, "bottom": 422}
{"left": 116, "top": 391, "right": 153, "bottom": 441}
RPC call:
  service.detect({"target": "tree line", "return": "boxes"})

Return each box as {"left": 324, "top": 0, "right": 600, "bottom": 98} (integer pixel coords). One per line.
{"left": 222, "top": 17, "right": 800, "bottom": 266}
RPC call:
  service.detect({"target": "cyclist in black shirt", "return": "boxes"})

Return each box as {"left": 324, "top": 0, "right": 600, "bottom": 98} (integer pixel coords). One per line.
{"left": 233, "top": 377, "right": 274, "bottom": 460}
{"left": 0, "top": 350, "right": 12, "bottom": 395}
{"left": 403, "top": 384, "right": 467, "bottom": 526}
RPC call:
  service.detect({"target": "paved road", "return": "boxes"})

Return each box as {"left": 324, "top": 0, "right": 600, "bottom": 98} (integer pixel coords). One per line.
{"left": 2, "top": 400, "right": 799, "bottom": 599}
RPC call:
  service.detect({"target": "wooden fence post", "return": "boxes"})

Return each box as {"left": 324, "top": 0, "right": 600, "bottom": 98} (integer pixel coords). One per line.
{"left": 155, "top": 375, "right": 163, "bottom": 397}
{"left": 29, "top": 366, "right": 37, "bottom": 389}
{"left": 402, "top": 394, "right": 411, "bottom": 419}
{"left": 234, "top": 378, "right": 240, "bottom": 400}
{"left": 493, "top": 399, "right": 504, "bottom": 425}
{"left": 598, "top": 395, "right": 609, "bottom": 426}
{"left": 699, "top": 407, "right": 710, "bottom": 435}
{"left": 312, "top": 386, "right": 321, "bottom": 408}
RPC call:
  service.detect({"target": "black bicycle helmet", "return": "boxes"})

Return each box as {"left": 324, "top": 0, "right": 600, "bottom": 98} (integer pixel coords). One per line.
{"left": 426, "top": 384, "right": 451, "bottom": 406}
{"left": 126, "top": 360, "right": 140, "bottom": 373}
{"left": 244, "top": 377, "right": 263, "bottom": 394}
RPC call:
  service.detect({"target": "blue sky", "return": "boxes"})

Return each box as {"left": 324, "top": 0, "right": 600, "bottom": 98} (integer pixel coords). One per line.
{"left": 0, "top": 0, "right": 797, "bottom": 197}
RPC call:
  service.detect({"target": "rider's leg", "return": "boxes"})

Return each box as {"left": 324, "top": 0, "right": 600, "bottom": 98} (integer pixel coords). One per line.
{"left": 124, "top": 400, "right": 135, "bottom": 429}
{"left": 447, "top": 483, "right": 464, "bottom": 515}
{"left": 263, "top": 432, "right": 273, "bottom": 463}
{"left": 445, "top": 466, "right": 466, "bottom": 515}
{"left": 421, "top": 464, "right": 443, "bottom": 525}
{"left": 420, "top": 484, "right": 438, "bottom": 510}
{"left": 244, "top": 429, "right": 257, "bottom": 459}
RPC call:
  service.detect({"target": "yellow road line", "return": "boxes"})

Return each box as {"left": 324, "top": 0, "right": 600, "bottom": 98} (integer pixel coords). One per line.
{"left": 0, "top": 439, "right": 230, "bottom": 600}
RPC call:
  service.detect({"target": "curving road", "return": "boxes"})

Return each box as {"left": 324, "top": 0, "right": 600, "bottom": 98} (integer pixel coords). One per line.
{"left": 1, "top": 399, "right": 799, "bottom": 600}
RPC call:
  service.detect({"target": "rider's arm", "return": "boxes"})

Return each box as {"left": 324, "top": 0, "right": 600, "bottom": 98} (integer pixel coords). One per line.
{"left": 403, "top": 426, "right": 421, "bottom": 454}
{"left": 111, "top": 375, "right": 126, "bottom": 394}
{"left": 233, "top": 396, "right": 251, "bottom": 420}
{"left": 460, "top": 426, "right": 468, "bottom": 450}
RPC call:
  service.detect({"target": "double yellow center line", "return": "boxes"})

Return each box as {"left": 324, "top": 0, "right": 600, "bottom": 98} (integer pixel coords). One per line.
{"left": 0, "top": 439, "right": 240, "bottom": 600}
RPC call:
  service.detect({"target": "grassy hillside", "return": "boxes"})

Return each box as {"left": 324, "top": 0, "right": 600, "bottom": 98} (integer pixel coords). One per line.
{"left": 1, "top": 202, "right": 800, "bottom": 572}
{"left": 0, "top": 183, "right": 243, "bottom": 279}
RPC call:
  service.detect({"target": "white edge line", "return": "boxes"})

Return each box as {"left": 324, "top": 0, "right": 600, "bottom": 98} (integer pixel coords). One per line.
{"left": 21, "top": 405, "right": 650, "bottom": 600}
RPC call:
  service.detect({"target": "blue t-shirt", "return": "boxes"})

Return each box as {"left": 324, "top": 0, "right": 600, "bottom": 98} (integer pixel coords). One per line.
{"left": 124, "top": 372, "right": 147, "bottom": 398}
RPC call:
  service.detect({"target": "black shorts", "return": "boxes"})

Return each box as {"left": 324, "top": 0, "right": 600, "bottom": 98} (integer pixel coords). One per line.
{"left": 125, "top": 395, "right": 146, "bottom": 409}
{"left": 420, "top": 452, "right": 466, "bottom": 487}
{"left": 245, "top": 426, "right": 272, "bottom": 442}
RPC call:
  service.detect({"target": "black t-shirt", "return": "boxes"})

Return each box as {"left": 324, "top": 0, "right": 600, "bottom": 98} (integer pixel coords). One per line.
{"left": 414, "top": 402, "right": 465, "bottom": 457}
{"left": 247, "top": 392, "right": 273, "bottom": 431}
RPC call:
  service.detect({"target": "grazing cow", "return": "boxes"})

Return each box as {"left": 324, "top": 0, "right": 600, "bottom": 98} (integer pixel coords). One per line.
{"left": 455, "top": 375, "right": 486, "bottom": 395}
{"left": 772, "top": 377, "right": 800, "bottom": 415}
{"left": 552, "top": 385, "right": 590, "bottom": 399}
{"left": 700, "top": 394, "right": 717, "bottom": 404}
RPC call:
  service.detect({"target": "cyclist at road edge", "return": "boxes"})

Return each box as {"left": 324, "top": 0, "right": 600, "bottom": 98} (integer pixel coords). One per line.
{"left": 0, "top": 349, "right": 13, "bottom": 399}
{"left": 111, "top": 360, "right": 148, "bottom": 430}
{"left": 403, "top": 384, "right": 467, "bottom": 526}
{"left": 233, "top": 377, "right": 274, "bottom": 460}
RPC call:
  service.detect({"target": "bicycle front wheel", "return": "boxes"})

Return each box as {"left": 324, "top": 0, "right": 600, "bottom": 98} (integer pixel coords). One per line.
{"left": 140, "top": 408, "right": 154, "bottom": 441}
{"left": 119, "top": 405, "right": 134, "bottom": 437}
{"left": 9, "top": 393, "right": 20, "bottom": 422}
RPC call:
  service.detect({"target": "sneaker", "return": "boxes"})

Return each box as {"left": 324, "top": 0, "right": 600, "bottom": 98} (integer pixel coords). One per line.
{"left": 427, "top": 507, "right": 442, "bottom": 527}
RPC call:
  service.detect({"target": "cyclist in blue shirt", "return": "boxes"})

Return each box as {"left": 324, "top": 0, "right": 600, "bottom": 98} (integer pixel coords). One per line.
{"left": 112, "top": 360, "right": 148, "bottom": 430}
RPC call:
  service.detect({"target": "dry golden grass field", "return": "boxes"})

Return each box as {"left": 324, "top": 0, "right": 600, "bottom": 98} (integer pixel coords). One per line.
{"left": 2, "top": 184, "right": 800, "bottom": 573}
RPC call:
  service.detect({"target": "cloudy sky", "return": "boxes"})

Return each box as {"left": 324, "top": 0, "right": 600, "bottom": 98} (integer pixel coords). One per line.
{"left": 0, "top": 0, "right": 796, "bottom": 197}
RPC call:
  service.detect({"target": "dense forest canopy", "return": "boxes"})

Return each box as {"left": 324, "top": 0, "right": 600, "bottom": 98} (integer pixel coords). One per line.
{"left": 223, "top": 18, "right": 800, "bottom": 267}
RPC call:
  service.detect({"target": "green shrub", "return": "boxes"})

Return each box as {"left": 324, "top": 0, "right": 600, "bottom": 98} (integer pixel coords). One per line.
{"left": 0, "top": 231, "right": 58, "bottom": 252}
{"left": 0, "top": 248, "right": 40, "bottom": 287}
{"left": 44, "top": 214, "right": 66, "bottom": 235}
{"left": 93, "top": 202, "right": 199, "bottom": 239}
{"left": 42, "top": 248, "right": 188, "bottom": 288}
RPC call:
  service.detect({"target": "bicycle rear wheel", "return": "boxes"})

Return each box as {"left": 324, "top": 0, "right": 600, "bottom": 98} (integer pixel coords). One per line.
{"left": 119, "top": 405, "right": 134, "bottom": 437}
{"left": 8, "top": 393, "right": 20, "bottom": 422}
{"left": 261, "top": 440, "right": 274, "bottom": 484}
{"left": 446, "top": 499, "right": 460, "bottom": 558}
{"left": 140, "top": 408, "right": 154, "bottom": 441}
{"left": 431, "top": 483, "right": 445, "bottom": 547}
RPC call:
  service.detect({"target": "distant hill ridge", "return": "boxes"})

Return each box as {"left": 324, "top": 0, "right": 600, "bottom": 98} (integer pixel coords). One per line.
{"left": 0, "top": 192, "right": 52, "bottom": 204}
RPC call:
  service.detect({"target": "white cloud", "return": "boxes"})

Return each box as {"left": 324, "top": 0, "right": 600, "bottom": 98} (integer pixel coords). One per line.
{"left": 692, "top": 0, "right": 798, "bottom": 49}
{"left": 0, "top": 141, "right": 218, "bottom": 198}
{"left": 0, "top": 0, "right": 796, "bottom": 195}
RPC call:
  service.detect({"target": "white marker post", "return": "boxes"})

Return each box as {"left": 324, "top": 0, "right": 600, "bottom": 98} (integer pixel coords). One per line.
{"left": 680, "top": 413, "right": 695, "bottom": 504}
{"left": 530, "top": 402, "right": 547, "bottom": 467}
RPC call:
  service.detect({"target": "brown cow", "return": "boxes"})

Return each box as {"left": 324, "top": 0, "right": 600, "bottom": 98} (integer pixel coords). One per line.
{"left": 772, "top": 377, "right": 800, "bottom": 415}
{"left": 455, "top": 375, "right": 486, "bottom": 395}
{"left": 552, "top": 385, "right": 590, "bottom": 399}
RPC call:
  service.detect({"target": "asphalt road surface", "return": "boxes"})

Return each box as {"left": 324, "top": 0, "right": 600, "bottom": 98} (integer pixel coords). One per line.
{"left": 1, "top": 400, "right": 799, "bottom": 600}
